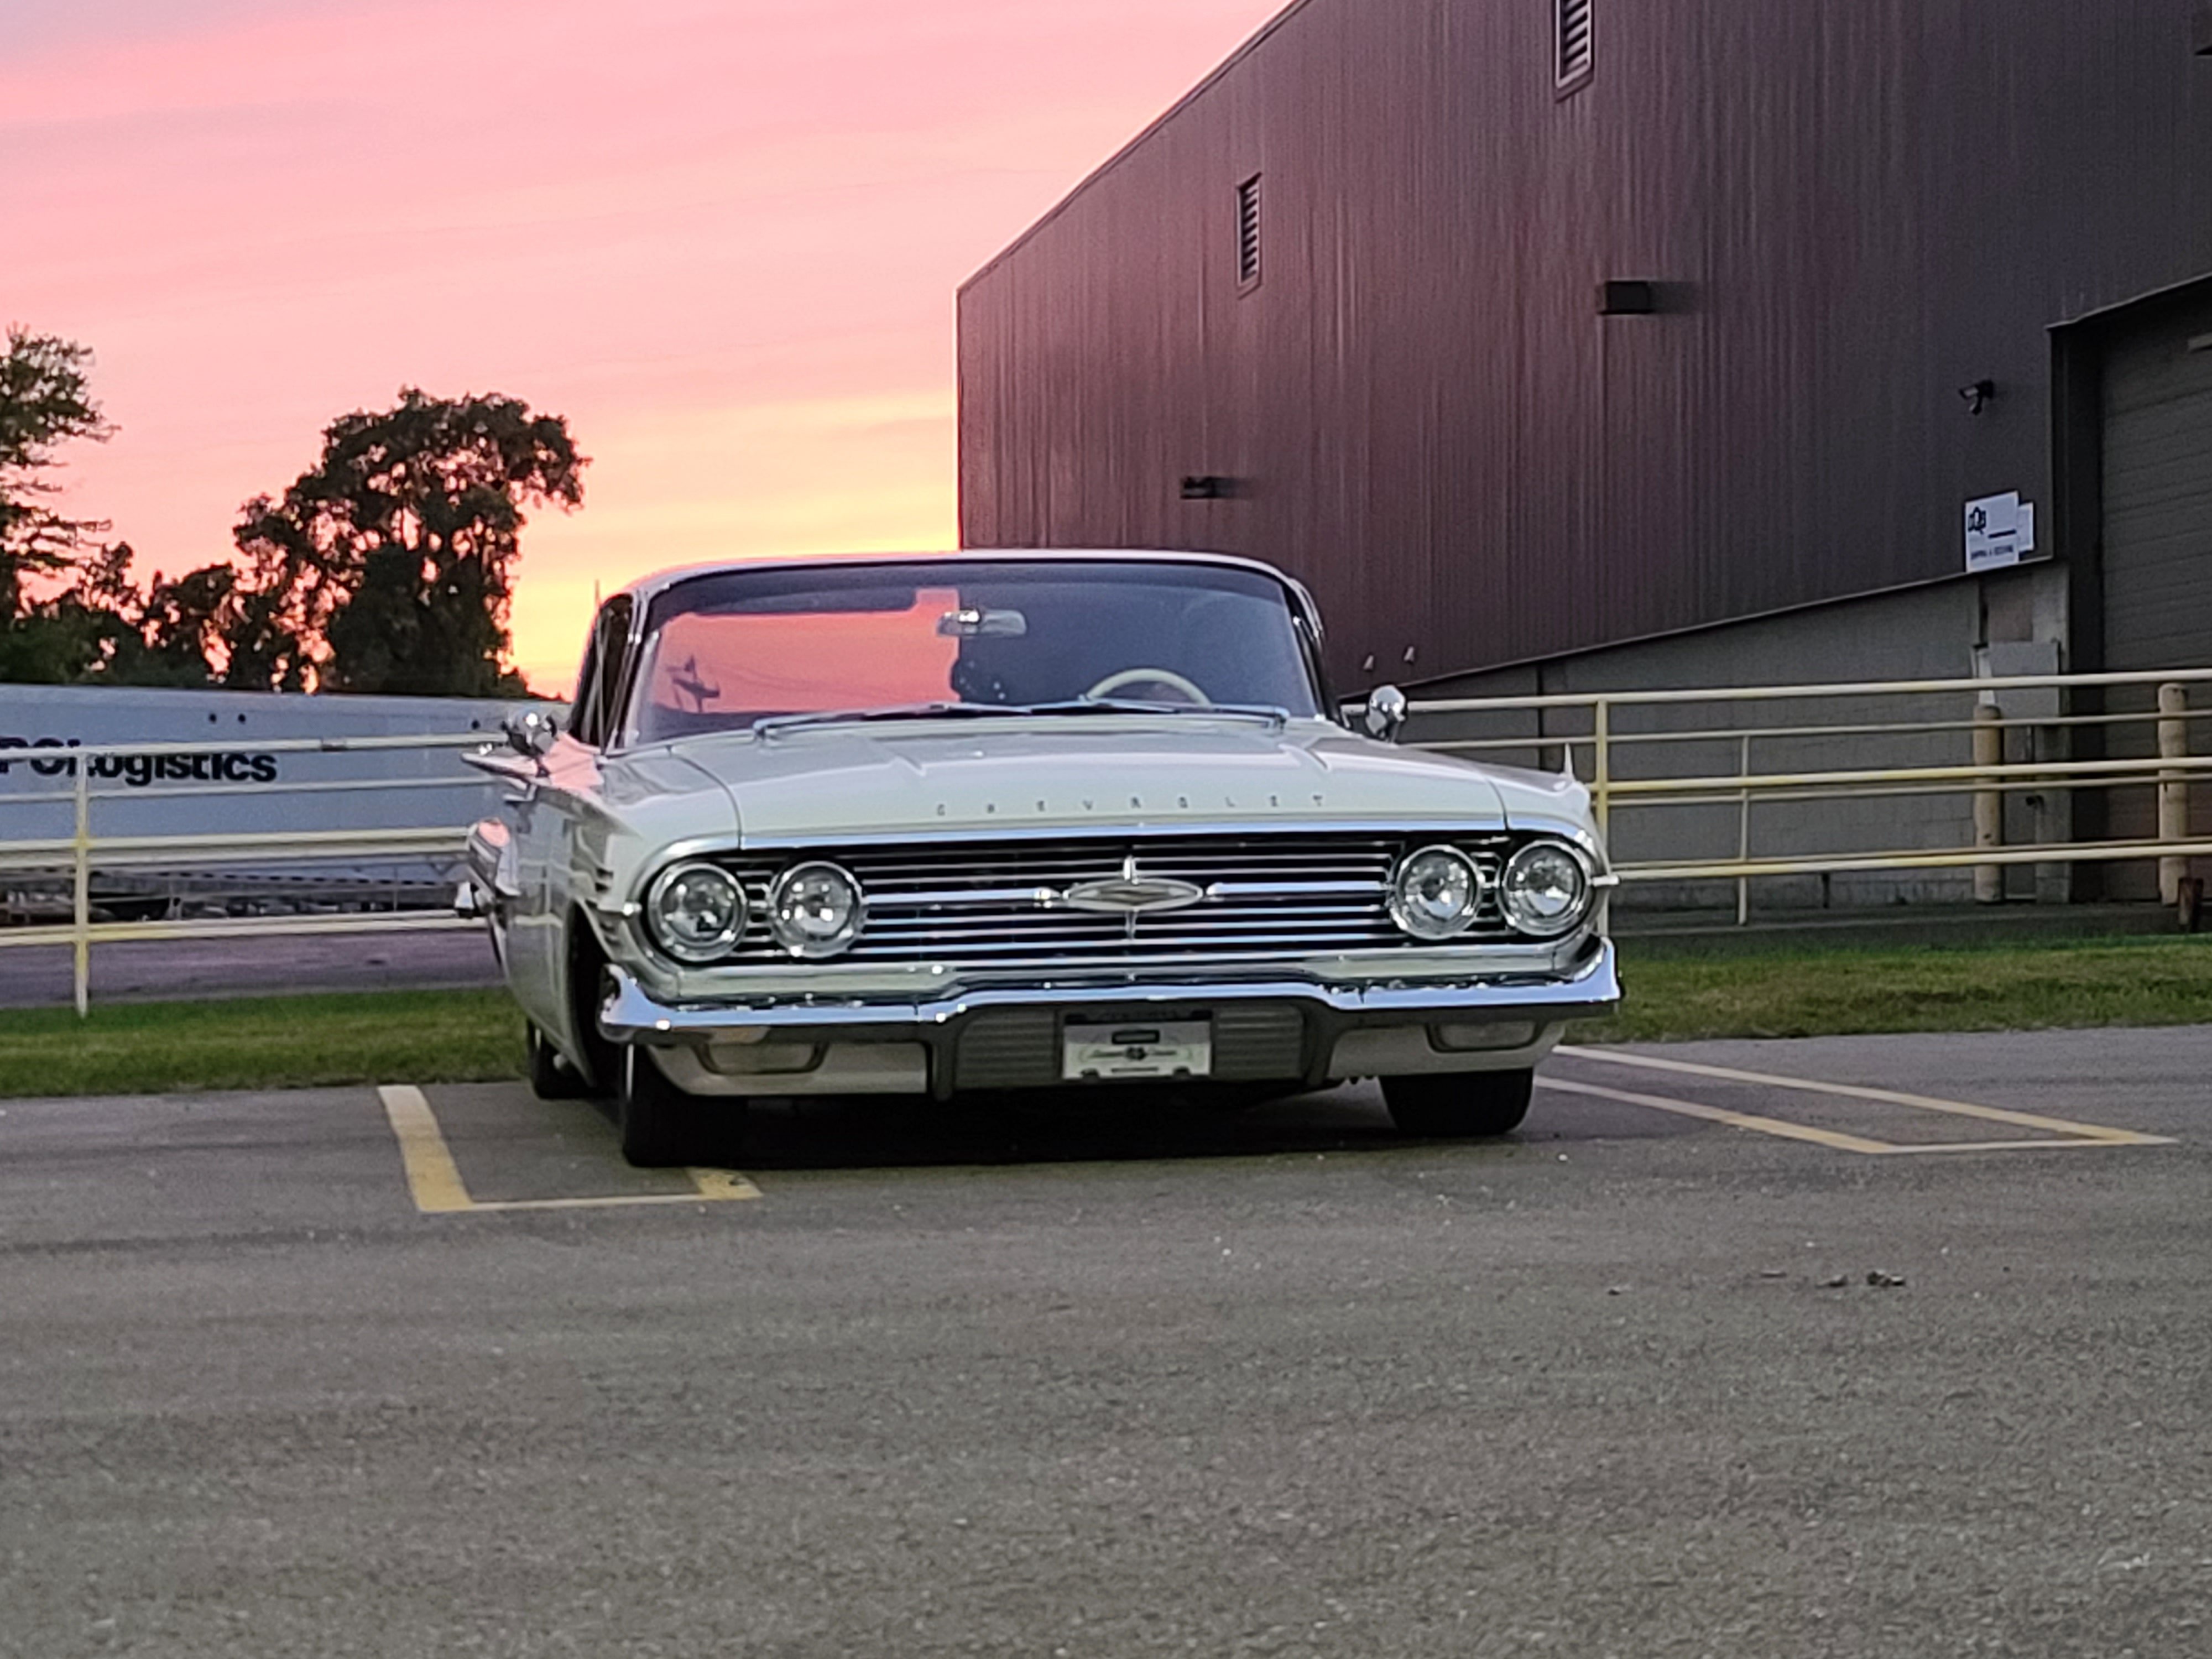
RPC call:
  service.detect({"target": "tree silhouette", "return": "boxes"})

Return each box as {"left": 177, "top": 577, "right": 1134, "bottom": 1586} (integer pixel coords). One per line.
{"left": 234, "top": 389, "right": 586, "bottom": 696}
{"left": 0, "top": 327, "right": 113, "bottom": 680}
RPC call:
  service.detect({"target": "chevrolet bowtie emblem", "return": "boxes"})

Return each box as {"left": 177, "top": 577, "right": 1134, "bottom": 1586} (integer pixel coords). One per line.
{"left": 1062, "top": 854, "right": 1206, "bottom": 915}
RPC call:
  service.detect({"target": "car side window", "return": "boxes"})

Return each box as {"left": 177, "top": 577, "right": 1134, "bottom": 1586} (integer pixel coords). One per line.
{"left": 587, "top": 597, "right": 635, "bottom": 748}
{"left": 568, "top": 597, "right": 635, "bottom": 749}
{"left": 568, "top": 638, "right": 603, "bottom": 747}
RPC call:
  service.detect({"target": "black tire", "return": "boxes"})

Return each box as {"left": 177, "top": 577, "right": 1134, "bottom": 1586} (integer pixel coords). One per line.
{"left": 617, "top": 1045, "right": 702, "bottom": 1168}
{"left": 526, "top": 1021, "right": 591, "bottom": 1100}
{"left": 1383, "top": 1070, "right": 1535, "bottom": 1139}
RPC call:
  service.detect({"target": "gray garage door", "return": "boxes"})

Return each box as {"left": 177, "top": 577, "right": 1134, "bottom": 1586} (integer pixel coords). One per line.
{"left": 2104, "top": 299, "right": 2212, "bottom": 669}
{"left": 2102, "top": 294, "right": 2212, "bottom": 894}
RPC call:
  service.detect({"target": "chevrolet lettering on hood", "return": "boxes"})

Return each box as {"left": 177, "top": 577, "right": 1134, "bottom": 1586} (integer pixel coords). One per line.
{"left": 461, "top": 551, "right": 1620, "bottom": 1167}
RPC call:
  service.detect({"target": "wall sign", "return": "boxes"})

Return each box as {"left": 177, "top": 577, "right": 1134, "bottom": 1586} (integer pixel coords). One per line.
{"left": 1965, "top": 491, "right": 2036, "bottom": 573}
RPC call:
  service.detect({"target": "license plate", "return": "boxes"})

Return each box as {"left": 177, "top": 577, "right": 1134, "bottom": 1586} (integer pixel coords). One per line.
{"left": 1062, "top": 1019, "right": 1213, "bottom": 1082}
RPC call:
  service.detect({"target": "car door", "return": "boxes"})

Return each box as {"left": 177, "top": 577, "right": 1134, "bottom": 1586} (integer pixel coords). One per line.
{"left": 513, "top": 596, "right": 632, "bottom": 1063}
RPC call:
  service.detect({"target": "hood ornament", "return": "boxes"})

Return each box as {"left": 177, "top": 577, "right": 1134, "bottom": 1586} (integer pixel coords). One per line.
{"left": 1061, "top": 854, "right": 1206, "bottom": 915}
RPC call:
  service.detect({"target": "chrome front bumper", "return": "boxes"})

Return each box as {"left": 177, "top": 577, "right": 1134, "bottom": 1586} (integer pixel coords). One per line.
{"left": 602, "top": 939, "right": 1620, "bottom": 1065}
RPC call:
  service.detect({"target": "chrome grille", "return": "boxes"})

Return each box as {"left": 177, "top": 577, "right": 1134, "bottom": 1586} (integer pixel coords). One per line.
{"left": 713, "top": 833, "right": 1514, "bottom": 966}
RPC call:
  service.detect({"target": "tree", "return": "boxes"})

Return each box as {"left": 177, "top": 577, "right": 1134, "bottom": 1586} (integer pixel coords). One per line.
{"left": 71, "top": 544, "right": 241, "bottom": 688}
{"left": 234, "top": 389, "right": 586, "bottom": 697}
{"left": 0, "top": 327, "right": 114, "bottom": 679}
{"left": 221, "top": 493, "right": 340, "bottom": 691}
{"left": 2, "top": 539, "right": 243, "bottom": 688}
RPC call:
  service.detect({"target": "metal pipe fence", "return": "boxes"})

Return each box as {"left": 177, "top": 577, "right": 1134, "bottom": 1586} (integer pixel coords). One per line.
{"left": 1406, "top": 665, "right": 2212, "bottom": 922}
{"left": 3, "top": 667, "right": 2208, "bottom": 1016}
{"left": 0, "top": 733, "right": 492, "bottom": 1015}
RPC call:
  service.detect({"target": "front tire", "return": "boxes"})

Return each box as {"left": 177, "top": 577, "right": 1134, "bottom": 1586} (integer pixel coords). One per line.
{"left": 617, "top": 1045, "right": 702, "bottom": 1167}
{"left": 615, "top": 1046, "right": 752, "bottom": 1168}
{"left": 1383, "top": 1070, "right": 1535, "bottom": 1139}
{"left": 526, "top": 1021, "right": 591, "bottom": 1100}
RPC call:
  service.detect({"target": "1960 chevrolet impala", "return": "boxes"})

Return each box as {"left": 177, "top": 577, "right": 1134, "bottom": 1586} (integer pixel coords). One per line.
{"left": 461, "top": 551, "right": 1620, "bottom": 1165}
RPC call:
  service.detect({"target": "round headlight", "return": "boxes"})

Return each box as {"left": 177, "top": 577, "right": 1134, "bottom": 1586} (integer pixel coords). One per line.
{"left": 1500, "top": 841, "right": 1593, "bottom": 938}
{"left": 1389, "top": 846, "right": 1488, "bottom": 942}
{"left": 646, "top": 862, "right": 747, "bottom": 963}
{"left": 768, "top": 862, "right": 865, "bottom": 959}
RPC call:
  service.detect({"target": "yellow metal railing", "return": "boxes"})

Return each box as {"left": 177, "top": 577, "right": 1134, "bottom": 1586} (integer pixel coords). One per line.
{"left": 1, "top": 733, "right": 490, "bottom": 1015}
{"left": 4, "top": 668, "right": 2209, "bottom": 1016}
{"left": 1410, "top": 666, "right": 2212, "bottom": 922}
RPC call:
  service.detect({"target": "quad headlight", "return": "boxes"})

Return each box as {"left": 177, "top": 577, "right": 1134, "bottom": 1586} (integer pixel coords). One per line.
{"left": 1389, "top": 846, "right": 1489, "bottom": 941}
{"left": 1499, "top": 839, "right": 1595, "bottom": 938}
{"left": 768, "top": 862, "right": 866, "bottom": 959}
{"left": 645, "top": 861, "right": 748, "bottom": 963}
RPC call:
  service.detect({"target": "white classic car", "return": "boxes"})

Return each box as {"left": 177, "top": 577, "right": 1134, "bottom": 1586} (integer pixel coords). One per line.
{"left": 462, "top": 551, "right": 1620, "bottom": 1165}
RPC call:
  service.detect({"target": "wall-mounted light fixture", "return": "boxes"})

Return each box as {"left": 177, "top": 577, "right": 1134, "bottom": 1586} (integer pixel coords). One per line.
{"left": 1959, "top": 379, "right": 1997, "bottom": 416}
{"left": 1597, "top": 280, "right": 1658, "bottom": 316}
{"left": 1181, "top": 475, "right": 1238, "bottom": 500}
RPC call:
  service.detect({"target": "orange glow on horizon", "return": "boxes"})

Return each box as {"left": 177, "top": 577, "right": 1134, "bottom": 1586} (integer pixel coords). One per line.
{"left": 3, "top": 0, "right": 1292, "bottom": 697}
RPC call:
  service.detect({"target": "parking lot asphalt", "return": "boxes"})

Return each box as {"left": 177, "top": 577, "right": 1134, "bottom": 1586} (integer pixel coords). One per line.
{"left": 3, "top": 1027, "right": 2209, "bottom": 1658}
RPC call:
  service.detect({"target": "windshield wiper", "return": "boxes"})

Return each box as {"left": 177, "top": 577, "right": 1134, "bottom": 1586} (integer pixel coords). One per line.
{"left": 754, "top": 702, "right": 1029, "bottom": 736}
{"left": 1010, "top": 700, "right": 1291, "bottom": 726}
{"left": 754, "top": 698, "right": 1294, "bottom": 737}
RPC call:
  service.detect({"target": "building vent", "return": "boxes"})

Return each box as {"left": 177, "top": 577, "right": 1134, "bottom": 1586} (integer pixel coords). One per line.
{"left": 1558, "top": 0, "right": 1594, "bottom": 88}
{"left": 1236, "top": 175, "right": 1262, "bottom": 288}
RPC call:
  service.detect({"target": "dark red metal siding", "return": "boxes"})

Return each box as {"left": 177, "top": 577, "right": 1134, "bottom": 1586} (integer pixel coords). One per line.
{"left": 958, "top": 0, "right": 2212, "bottom": 687}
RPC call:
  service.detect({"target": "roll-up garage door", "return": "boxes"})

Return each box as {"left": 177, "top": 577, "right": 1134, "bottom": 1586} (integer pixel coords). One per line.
{"left": 2101, "top": 293, "right": 2212, "bottom": 895}
{"left": 2104, "top": 298, "right": 2212, "bottom": 670}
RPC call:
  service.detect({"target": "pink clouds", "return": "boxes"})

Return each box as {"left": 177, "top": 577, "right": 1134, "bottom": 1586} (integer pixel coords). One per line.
{"left": 2, "top": 0, "right": 1289, "bottom": 692}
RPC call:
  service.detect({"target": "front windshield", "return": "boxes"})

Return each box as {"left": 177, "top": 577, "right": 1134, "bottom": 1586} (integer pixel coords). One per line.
{"left": 621, "top": 559, "right": 1322, "bottom": 743}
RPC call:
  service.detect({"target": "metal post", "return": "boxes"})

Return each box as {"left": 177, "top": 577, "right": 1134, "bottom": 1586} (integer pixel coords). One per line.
{"left": 2159, "top": 683, "right": 2189, "bottom": 906}
{"left": 1973, "top": 703, "right": 2004, "bottom": 905}
{"left": 1736, "top": 732, "right": 1752, "bottom": 926}
{"left": 1592, "top": 698, "right": 1612, "bottom": 841}
{"left": 71, "top": 760, "right": 92, "bottom": 1018}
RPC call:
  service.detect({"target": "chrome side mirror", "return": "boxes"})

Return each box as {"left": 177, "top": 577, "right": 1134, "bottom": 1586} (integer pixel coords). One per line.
{"left": 503, "top": 708, "right": 561, "bottom": 762}
{"left": 1363, "top": 685, "right": 1410, "bottom": 743}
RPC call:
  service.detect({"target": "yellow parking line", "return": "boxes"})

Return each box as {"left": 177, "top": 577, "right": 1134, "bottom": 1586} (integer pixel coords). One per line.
{"left": 1556, "top": 1048, "right": 2176, "bottom": 1150}
{"left": 1871, "top": 1140, "right": 2168, "bottom": 1156}
{"left": 1540, "top": 1076, "right": 1900, "bottom": 1155}
{"left": 378, "top": 1084, "right": 474, "bottom": 1213}
{"left": 451, "top": 1185, "right": 761, "bottom": 1214}
{"left": 375, "top": 1084, "right": 764, "bottom": 1213}
{"left": 688, "top": 1168, "right": 765, "bottom": 1201}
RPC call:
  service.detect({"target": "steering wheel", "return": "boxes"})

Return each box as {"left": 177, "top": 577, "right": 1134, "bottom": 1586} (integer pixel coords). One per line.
{"left": 1084, "top": 667, "right": 1213, "bottom": 706}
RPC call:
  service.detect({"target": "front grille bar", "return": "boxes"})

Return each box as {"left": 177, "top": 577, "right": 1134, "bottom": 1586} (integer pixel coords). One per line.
{"left": 709, "top": 831, "right": 1519, "bottom": 966}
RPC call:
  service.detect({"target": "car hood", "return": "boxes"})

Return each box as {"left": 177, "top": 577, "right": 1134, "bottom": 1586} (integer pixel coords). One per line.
{"left": 620, "top": 716, "right": 1543, "bottom": 844}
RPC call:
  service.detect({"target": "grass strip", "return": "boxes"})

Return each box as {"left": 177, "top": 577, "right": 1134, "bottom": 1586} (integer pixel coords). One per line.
{"left": 1584, "top": 935, "right": 2212, "bottom": 1044}
{"left": 0, "top": 988, "right": 524, "bottom": 1100}
{"left": 0, "top": 936, "right": 2204, "bottom": 1099}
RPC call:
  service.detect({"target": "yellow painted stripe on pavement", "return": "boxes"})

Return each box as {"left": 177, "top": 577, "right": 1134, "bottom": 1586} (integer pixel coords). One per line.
{"left": 452, "top": 1186, "right": 760, "bottom": 1214}
{"left": 1540, "top": 1076, "right": 1901, "bottom": 1155}
{"left": 688, "top": 1168, "right": 765, "bottom": 1201}
{"left": 377, "top": 1084, "right": 476, "bottom": 1213}
{"left": 1561, "top": 1048, "right": 2174, "bottom": 1147}
{"left": 1871, "top": 1140, "right": 2176, "bottom": 1156}
{"left": 378, "top": 1084, "right": 765, "bottom": 1214}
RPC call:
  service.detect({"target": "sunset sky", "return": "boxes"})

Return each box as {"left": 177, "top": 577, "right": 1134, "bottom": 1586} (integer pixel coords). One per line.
{"left": 3, "top": 0, "right": 1289, "bottom": 694}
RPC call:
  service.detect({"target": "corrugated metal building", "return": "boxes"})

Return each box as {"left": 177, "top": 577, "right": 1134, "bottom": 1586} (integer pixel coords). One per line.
{"left": 958, "top": 1, "right": 2212, "bottom": 899}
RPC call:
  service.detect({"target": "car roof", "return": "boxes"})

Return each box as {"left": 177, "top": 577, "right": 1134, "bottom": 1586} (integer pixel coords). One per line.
{"left": 615, "top": 549, "right": 1319, "bottom": 625}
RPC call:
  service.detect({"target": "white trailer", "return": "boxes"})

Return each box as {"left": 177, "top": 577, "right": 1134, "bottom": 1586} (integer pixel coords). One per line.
{"left": 0, "top": 685, "right": 556, "bottom": 918}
